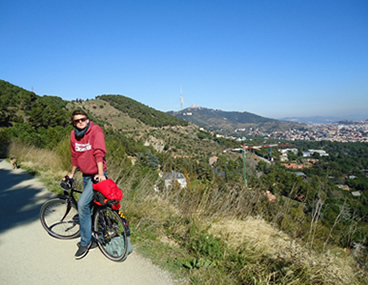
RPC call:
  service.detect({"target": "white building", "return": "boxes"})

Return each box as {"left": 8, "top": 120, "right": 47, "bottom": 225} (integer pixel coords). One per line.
{"left": 309, "top": 149, "right": 329, "bottom": 157}
{"left": 303, "top": 149, "right": 329, "bottom": 157}
{"left": 161, "top": 171, "right": 187, "bottom": 189}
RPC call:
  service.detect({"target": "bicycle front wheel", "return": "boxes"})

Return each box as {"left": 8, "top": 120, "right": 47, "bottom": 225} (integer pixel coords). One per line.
{"left": 94, "top": 207, "right": 128, "bottom": 262}
{"left": 40, "top": 198, "right": 80, "bottom": 239}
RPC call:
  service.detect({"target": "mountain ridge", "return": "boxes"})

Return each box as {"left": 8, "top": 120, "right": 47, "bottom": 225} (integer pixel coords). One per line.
{"left": 1, "top": 79, "right": 304, "bottom": 133}
{"left": 168, "top": 105, "right": 305, "bottom": 134}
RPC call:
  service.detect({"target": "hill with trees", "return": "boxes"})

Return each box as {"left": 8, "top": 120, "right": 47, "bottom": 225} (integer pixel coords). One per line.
{"left": 169, "top": 106, "right": 305, "bottom": 134}
{"left": 1, "top": 79, "right": 368, "bottom": 284}
{"left": 0, "top": 80, "right": 70, "bottom": 129}
{"left": 97, "top": 94, "right": 188, "bottom": 128}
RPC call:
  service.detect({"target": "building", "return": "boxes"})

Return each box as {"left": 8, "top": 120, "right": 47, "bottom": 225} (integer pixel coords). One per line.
{"left": 295, "top": 172, "right": 307, "bottom": 178}
{"left": 280, "top": 148, "right": 298, "bottom": 155}
{"left": 284, "top": 163, "right": 304, "bottom": 169}
{"left": 161, "top": 171, "right": 187, "bottom": 189}
{"left": 337, "top": 185, "right": 350, "bottom": 191}
{"left": 306, "top": 149, "right": 329, "bottom": 157}
{"left": 351, "top": 191, "right": 361, "bottom": 197}
{"left": 280, "top": 148, "right": 299, "bottom": 162}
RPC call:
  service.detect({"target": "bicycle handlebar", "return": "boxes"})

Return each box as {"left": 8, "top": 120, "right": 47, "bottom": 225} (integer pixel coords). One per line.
{"left": 60, "top": 176, "right": 74, "bottom": 190}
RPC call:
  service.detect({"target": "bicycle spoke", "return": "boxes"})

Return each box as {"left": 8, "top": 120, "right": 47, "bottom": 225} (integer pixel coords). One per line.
{"left": 93, "top": 208, "right": 128, "bottom": 261}
{"left": 40, "top": 198, "right": 80, "bottom": 239}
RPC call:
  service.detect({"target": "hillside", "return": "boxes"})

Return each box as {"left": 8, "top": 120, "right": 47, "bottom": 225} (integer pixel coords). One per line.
{"left": 169, "top": 106, "right": 305, "bottom": 134}
{"left": 1, "top": 78, "right": 304, "bottom": 135}
{"left": 2, "top": 79, "right": 368, "bottom": 284}
{"left": 97, "top": 94, "right": 188, "bottom": 128}
{"left": 0, "top": 79, "right": 189, "bottom": 129}
{"left": 0, "top": 79, "right": 233, "bottom": 160}
{"left": 0, "top": 79, "right": 70, "bottom": 128}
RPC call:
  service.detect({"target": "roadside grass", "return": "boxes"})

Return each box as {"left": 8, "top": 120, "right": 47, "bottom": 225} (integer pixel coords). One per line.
{"left": 125, "top": 180, "right": 367, "bottom": 284}
{"left": 8, "top": 141, "right": 67, "bottom": 194}
{"left": 8, "top": 142, "right": 368, "bottom": 284}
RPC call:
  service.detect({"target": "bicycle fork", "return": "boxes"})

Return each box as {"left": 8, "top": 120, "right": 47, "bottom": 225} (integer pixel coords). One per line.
{"left": 60, "top": 199, "right": 75, "bottom": 222}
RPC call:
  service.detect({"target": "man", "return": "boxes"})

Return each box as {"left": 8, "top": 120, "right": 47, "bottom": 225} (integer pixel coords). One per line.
{"left": 67, "top": 110, "right": 107, "bottom": 259}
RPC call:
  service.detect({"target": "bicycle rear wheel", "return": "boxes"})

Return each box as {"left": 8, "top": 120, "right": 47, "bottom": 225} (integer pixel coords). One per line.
{"left": 93, "top": 207, "right": 128, "bottom": 262}
{"left": 40, "top": 198, "right": 80, "bottom": 239}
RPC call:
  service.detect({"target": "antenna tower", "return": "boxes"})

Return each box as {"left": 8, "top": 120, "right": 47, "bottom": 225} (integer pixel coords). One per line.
{"left": 180, "top": 85, "right": 184, "bottom": 110}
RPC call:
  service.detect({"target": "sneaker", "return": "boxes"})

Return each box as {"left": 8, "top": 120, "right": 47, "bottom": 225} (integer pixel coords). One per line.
{"left": 77, "top": 241, "right": 98, "bottom": 251}
{"left": 90, "top": 241, "right": 98, "bottom": 251}
{"left": 75, "top": 244, "right": 89, "bottom": 259}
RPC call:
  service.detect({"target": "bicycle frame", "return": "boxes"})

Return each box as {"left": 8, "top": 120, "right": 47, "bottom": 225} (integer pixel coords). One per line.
{"left": 40, "top": 183, "right": 131, "bottom": 261}
{"left": 64, "top": 186, "right": 130, "bottom": 236}
{"left": 60, "top": 188, "right": 81, "bottom": 222}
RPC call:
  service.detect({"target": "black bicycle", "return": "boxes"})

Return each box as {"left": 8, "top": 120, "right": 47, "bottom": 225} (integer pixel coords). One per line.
{"left": 40, "top": 177, "right": 130, "bottom": 262}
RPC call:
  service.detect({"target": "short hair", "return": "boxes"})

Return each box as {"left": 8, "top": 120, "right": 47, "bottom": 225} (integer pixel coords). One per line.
{"left": 71, "top": 110, "right": 89, "bottom": 121}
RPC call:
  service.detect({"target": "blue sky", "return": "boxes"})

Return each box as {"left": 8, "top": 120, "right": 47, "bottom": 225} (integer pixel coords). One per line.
{"left": 1, "top": 0, "right": 367, "bottom": 119}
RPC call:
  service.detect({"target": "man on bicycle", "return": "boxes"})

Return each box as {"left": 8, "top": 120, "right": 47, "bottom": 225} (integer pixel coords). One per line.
{"left": 66, "top": 110, "right": 107, "bottom": 259}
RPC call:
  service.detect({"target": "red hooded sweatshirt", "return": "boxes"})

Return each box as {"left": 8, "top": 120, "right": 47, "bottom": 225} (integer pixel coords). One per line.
{"left": 70, "top": 121, "right": 107, "bottom": 175}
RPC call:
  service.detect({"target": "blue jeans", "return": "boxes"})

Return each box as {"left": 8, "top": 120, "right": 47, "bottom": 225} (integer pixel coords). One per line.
{"left": 78, "top": 172, "right": 107, "bottom": 247}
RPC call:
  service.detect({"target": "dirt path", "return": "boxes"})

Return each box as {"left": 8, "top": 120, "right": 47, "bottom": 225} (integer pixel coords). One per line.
{"left": 0, "top": 159, "right": 177, "bottom": 285}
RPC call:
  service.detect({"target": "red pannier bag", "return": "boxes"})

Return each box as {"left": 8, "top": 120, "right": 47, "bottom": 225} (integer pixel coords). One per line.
{"left": 93, "top": 179, "right": 123, "bottom": 210}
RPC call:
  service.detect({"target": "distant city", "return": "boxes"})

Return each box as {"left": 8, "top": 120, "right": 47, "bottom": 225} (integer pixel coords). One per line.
{"left": 279, "top": 114, "right": 368, "bottom": 124}
{"left": 238, "top": 121, "right": 368, "bottom": 143}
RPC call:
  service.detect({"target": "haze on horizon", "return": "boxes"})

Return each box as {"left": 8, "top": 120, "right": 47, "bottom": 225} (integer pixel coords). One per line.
{"left": 1, "top": 1, "right": 367, "bottom": 120}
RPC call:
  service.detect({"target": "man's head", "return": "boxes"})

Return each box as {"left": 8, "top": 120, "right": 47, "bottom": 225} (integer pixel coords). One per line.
{"left": 72, "top": 110, "right": 90, "bottom": 129}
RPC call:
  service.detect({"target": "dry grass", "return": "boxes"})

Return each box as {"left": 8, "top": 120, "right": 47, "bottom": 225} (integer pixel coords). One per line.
{"left": 210, "top": 216, "right": 361, "bottom": 285}
{"left": 7, "top": 141, "right": 70, "bottom": 193}
{"left": 72, "top": 100, "right": 143, "bottom": 131}
{"left": 6, "top": 142, "right": 367, "bottom": 284}
{"left": 9, "top": 141, "right": 65, "bottom": 177}
{"left": 160, "top": 182, "right": 268, "bottom": 222}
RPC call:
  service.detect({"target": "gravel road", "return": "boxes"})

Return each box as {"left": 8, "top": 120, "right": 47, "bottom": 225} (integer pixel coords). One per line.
{"left": 0, "top": 159, "right": 177, "bottom": 285}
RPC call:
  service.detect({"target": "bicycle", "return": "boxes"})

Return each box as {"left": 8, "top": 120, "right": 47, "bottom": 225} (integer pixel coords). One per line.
{"left": 40, "top": 177, "right": 131, "bottom": 262}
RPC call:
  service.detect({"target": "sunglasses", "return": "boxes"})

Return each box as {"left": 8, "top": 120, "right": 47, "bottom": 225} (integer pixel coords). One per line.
{"left": 74, "top": 117, "right": 87, "bottom": 124}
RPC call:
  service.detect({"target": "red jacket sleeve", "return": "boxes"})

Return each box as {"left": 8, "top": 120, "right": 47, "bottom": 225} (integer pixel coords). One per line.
{"left": 70, "top": 130, "right": 78, "bottom": 166}
{"left": 92, "top": 125, "right": 107, "bottom": 163}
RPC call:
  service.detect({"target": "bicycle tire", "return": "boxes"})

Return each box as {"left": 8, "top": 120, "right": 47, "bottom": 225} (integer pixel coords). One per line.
{"left": 40, "top": 198, "right": 80, "bottom": 239}
{"left": 93, "top": 207, "right": 128, "bottom": 262}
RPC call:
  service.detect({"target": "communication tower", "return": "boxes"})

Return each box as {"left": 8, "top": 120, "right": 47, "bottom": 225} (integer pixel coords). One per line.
{"left": 180, "top": 85, "right": 184, "bottom": 110}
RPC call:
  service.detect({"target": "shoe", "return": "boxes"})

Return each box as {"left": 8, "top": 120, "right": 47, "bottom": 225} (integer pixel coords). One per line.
{"left": 77, "top": 241, "right": 98, "bottom": 251}
{"left": 90, "top": 241, "right": 98, "bottom": 251}
{"left": 75, "top": 244, "right": 89, "bottom": 259}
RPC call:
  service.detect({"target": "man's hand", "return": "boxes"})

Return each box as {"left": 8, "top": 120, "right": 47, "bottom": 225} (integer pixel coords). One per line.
{"left": 63, "top": 174, "right": 73, "bottom": 181}
{"left": 60, "top": 175, "right": 74, "bottom": 190}
{"left": 94, "top": 174, "right": 106, "bottom": 182}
